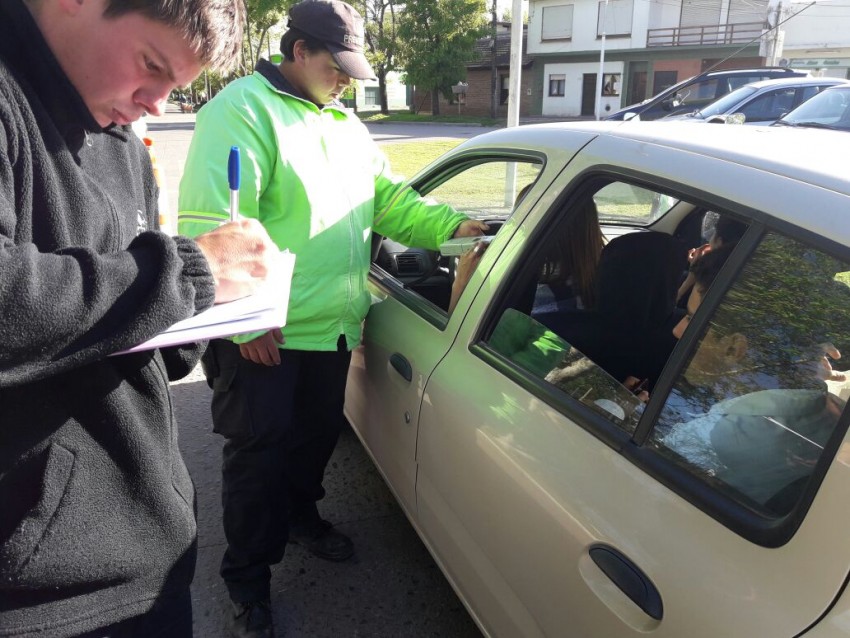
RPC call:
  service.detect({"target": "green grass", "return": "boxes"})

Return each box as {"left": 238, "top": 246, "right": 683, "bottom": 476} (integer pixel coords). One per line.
{"left": 381, "top": 140, "right": 463, "bottom": 180}
{"left": 381, "top": 139, "right": 542, "bottom": 216}
{"left": 360, "top": 111, "right": 501, "bottom": 127}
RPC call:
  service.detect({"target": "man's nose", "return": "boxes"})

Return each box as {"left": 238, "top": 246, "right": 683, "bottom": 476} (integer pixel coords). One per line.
{"left": 338, "top": 72, "right": 352, "bottom": 87}
{"left": 135, "top": 86, "right": 170, "bottom": 117}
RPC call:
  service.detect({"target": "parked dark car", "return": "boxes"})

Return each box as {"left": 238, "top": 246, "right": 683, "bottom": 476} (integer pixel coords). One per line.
{"left": 605, "top": 67, "right": 808, "bottom": 121}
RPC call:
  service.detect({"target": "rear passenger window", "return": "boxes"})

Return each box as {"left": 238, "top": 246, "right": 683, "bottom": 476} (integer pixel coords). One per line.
{"left": 481, "top": 177, "right": 691, "bottom": 433}
{"left": 649, "top": 233, "right": 850, "bottom": 516}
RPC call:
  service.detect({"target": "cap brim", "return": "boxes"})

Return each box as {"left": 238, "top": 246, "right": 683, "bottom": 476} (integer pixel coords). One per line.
{"left": 328, "top": 45, "right": 377, "bottom": 81}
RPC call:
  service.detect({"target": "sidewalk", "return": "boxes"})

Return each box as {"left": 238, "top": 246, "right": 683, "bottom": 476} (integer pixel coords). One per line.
{"left": 144, "top": 104, "right": 197, "bottom": 225}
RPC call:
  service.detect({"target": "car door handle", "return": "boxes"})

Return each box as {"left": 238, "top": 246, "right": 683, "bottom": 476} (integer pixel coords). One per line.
{"left": 389, "top": 352, "right": 412, "bottom": 382}
{"left": 589, "top": 545, "right": 663, "bottom": 620}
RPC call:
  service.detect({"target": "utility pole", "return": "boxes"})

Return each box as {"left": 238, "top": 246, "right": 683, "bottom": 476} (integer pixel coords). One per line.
{"left": 504, "top": 0, "right": 523, "bottom": 205}
{"left": 490, "top": 0, "right": 498, "bottom": 119}
{"left": 595, "top": 0, "right": 610, "bottom": 120}
{"left": 770, "top": 2, "right": 784, "bottom": 66}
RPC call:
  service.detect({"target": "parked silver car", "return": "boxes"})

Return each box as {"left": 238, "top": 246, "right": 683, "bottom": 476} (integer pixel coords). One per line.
{"left": 774, "top": 84, "right": 850, "bottom": 131}
{"left": 346, "top": 121, "right": 850, "bottom": 637}
{"left": 604, "top": 66, "right": 807, "bottom": 121}
{"left": 661, "top": 76, "right": 848, "bottom": 125}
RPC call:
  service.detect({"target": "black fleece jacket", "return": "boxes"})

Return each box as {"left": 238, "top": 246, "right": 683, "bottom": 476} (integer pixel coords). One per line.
{"left": 0, "top": 1, "right": 215, "bottom": 635}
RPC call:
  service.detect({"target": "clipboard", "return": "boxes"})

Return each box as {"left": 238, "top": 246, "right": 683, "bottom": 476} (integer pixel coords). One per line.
{"left": 114, "top": 250, "right": 296, "bottom": 355}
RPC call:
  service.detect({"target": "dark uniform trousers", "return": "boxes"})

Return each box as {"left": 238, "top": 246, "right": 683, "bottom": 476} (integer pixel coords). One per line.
{"left": 201, "top": 336, "right": 352, "bottom": 603}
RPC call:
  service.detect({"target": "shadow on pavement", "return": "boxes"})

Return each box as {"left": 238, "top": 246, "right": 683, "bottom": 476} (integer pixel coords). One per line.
{"left": 169, "top": 373, "right": 482, "bottom": 638}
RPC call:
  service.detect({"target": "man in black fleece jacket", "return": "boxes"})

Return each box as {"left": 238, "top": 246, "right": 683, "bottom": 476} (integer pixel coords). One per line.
{"left": 0, "top": 0, "right": 279, "bottom": 635}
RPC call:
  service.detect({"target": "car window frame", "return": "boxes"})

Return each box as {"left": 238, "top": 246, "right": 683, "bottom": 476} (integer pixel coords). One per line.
{"left": 470, "top": 174, "right": 641, "bottom": 452}
{"left": 467, "top": 167, "right": 850, "bottom": 548}
{"left": 368, "top": 149, "right": 549, "bottom": 330}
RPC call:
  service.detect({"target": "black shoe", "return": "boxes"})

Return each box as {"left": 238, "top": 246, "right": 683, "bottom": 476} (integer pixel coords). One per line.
{"left": 228, "top": 599, "right": 273, "bottom": 638}
{"left": 289, "top": 517, "right": 354, "bottom": 562}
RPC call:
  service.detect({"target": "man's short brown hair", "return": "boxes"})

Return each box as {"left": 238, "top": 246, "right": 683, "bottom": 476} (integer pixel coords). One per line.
{"left": 103, "top": 0, "right": 245, "bottom": 72}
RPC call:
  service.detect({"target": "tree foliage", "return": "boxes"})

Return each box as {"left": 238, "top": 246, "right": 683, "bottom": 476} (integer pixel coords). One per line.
{"left": 396, "top": 0, "right": 488, "bottom": 114}
{"left": 350, "top": 0, "right": 401, "bottom": 113}
{"left": 245, "top": 0, "right": 292, "bottom": 72}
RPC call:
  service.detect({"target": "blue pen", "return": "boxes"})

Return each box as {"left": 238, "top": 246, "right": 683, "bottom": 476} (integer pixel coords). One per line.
{"left": 228, "top": 145, "right": 240, "bottom": 222}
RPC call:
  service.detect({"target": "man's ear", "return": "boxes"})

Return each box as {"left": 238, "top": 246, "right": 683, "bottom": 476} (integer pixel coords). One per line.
{"left": 292, "top": 39, "right": 309, "bottom": 64}
{"left": 724, "top": 333, "right": 748, "bottom": 363}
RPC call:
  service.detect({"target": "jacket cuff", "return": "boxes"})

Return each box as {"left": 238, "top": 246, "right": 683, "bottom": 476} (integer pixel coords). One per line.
{"left": 174, "top": 235, "right": 216, "bottom": 315}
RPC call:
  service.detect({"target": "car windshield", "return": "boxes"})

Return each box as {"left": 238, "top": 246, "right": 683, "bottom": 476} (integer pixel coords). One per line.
{"left": 697, "top": 85, "right": 758, "bottom": 118}
{"left": 779, "top": 87, "right": 850, "bottom": 130}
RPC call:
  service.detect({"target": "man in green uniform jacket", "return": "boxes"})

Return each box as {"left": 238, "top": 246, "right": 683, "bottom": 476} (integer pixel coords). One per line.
{"left": 178, "top": 1, "right": 485, "bottom": 635}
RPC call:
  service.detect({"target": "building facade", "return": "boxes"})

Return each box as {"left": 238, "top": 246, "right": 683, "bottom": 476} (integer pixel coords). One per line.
{"left": 527, "top": 0, "right": 850, "bottom": 117}
{"left": 411, "top": 23, "right": 535, "bottom": 117}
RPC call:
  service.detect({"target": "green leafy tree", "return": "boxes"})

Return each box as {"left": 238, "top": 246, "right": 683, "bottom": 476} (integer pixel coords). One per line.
{"left": 397, "top": 0, "right": 488, "bottom": 115}
{"left": 245, "top": 0, "right": 291, "bottom": 72}
{"left": 352, "top": 0, "right": 400, "bottom": 114}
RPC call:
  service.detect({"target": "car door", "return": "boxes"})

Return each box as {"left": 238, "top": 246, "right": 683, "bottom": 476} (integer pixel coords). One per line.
{"left": 415, "top": 135, "right": 850, "bottom": 637}
{"left": 736, "top": 87, "right": 797, "bottom": 124}
{"left": 345, "top": 131, "right": 595, "bottom": 517}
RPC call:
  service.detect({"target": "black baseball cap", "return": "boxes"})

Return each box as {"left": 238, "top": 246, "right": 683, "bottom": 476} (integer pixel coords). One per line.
{"left": 284, "top": 0, "right": 376, "bottom": 81}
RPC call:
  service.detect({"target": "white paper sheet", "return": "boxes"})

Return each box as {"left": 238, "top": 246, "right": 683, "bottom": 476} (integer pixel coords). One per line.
{"left": 114, "top": 251, "right": 296, "bottom": 355}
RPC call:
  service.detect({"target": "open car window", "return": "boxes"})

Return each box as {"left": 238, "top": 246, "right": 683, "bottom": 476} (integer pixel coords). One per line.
{"left": 374, "top": 158, "right": 543, "bottom": 314}
{"left": 478, "top": 176, "right": 693, "bottom": 435}
{"left": 424, "top": 161, "right": 542, "bottom": 222}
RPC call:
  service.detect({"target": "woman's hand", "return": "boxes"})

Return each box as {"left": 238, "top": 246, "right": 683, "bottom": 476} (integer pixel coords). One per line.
{"left": 448, "top": 242, "right": 488, "bottom": 313}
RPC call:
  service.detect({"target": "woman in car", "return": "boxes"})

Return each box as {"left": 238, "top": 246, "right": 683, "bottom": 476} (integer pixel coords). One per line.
{"left": 449, "top": 196, "right": 605, "bottom": 314}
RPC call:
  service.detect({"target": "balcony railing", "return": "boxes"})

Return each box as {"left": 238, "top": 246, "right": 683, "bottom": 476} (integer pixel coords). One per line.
{"left": 646, "top": 21, "right": 766, "bottom": 47}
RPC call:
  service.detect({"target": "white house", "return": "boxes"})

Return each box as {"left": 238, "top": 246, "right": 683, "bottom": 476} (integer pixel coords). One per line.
{"left": 526, "top": 0, "right": 850, "bottom": 117}
{"left": 354, "top": 71, "right": 410, "bottom": 112}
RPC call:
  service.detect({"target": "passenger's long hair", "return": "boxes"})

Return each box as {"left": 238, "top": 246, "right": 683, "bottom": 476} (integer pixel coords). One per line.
{"left": 556, "top": 198, "right": 605, "bottom": 309}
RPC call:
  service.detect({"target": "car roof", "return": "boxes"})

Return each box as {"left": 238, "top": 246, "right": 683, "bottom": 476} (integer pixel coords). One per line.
{"left": 699, "top": 66, "right": 803, "bottom": 78}
{"left": 453, "top": 121, "right": 848, "bottom": 234}
{"left": 659, "top": 67, "right": 804, "bottom": 95}
{"left": 742, "top": 76, "right": 849, "bottom": 91}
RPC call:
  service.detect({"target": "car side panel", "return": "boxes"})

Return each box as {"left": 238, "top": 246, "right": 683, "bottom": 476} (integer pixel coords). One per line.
{"left": 416, "top": 137, "right": 850, "bottom": 637}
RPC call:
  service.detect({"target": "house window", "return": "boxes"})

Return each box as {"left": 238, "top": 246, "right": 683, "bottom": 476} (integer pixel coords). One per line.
{"left": 365, "top": 86, "right": 380, "bottom": 106}
{"left": 549, "top": 74, "right": 566, "bottom": 97}
{"left": 602, "top": 73, "right": 621, "bottom": 96}
{"left": 500, "top": 75, "right": 510, "bottom": 104}
{"left": 542, "top": 5, "right": 574, "bottom": 40}
{"left": 597, "top": 0, "right": 633, "bottom": 37}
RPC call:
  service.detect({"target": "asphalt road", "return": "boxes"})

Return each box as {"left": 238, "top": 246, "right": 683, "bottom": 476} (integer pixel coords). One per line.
{"left": 149, "top": 105, "right": 485, "bottom": 637}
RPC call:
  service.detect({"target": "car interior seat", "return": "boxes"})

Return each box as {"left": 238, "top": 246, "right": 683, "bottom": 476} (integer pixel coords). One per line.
{"left": 535, "top": 231, "right": 687, "bottom": 388}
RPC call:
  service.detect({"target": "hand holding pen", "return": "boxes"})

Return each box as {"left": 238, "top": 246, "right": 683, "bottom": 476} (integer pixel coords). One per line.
{"left": 193, "top": 145, "right": 279, "bottom": 303}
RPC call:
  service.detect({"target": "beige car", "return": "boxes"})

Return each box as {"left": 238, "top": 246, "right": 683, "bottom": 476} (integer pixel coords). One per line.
{"left": 345, "top": 122, "right": 850, "bottom": 637}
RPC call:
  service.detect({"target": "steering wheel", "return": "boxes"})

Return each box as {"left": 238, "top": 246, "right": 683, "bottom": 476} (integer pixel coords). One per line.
{"left": 404, "top": 248, "right": 443, "bottom": 287}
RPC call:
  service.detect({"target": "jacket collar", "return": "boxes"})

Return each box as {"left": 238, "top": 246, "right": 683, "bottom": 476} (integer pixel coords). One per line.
{"left": 255, "top": 58, "right": 345, "bottom": 111}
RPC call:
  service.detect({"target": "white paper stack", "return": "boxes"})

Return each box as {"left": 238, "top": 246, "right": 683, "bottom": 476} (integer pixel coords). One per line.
{"left": 115, "top": 250, "right": 296, "bottom": 355}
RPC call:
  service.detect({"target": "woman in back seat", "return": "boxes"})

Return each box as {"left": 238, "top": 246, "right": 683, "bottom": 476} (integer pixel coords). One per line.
{"left": 532, "top": 198, "right": 606, "bottom": 314}
{"left": 536, "top": 231, "right": 688, "bottom": 389}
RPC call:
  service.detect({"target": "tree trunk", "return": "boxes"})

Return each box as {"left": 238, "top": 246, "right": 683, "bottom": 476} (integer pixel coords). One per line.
{"left": 489, "top": 0, "right": 498, "bottom": 119}
{"left": 255, "top": 26, "right": 271, "bottom": 66}
{"left": 379, "top": 69, "right": 389, "bottom": 114}
{"left": 431, "top": 89, "right": 440, "bottom": 115}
